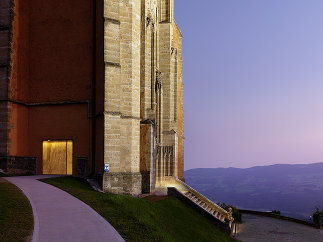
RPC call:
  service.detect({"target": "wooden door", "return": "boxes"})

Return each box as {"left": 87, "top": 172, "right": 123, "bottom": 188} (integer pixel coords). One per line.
{"left": 43, "top": 140, "right": 73, "bottom": 175}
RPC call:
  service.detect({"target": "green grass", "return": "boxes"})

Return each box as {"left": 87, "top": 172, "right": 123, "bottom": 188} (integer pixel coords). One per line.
{"left": 41, "top": 177, "right": 238, "bottom": 242}
{"left": 0, "top": 172, "right": 9, "bottom": 177}
{"left": 0, "top": 178, "right": 33, "bottom": 242}
{"left": 0, "top": 172, "right": 34, "bottom": 177}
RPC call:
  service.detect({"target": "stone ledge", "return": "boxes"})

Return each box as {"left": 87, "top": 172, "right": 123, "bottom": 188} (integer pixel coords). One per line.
{"left": 0, "top": 156, "right": 37, "bottom": 175}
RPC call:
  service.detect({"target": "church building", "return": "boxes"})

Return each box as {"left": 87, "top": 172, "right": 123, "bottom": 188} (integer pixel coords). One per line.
{"left": 0, "top": 0, "right": 184, "bottom": 195}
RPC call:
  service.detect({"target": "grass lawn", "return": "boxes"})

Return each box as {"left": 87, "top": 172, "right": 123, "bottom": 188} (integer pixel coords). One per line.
{"left": 41, "top": 176, "right": 238, "bottom": 242}
{"left": 0, "top": 172, "right": 9, "bottom": 177}
{"left": 0, "top": 178, "right": 33, "bottom": 242}
{"left": 0, "top": 172, "right": 34, "bottom": 177}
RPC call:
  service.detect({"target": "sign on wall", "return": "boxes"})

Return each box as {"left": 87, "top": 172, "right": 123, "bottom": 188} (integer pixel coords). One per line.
{"left": 104, "top": 163, "right": 109, "bottom": 173}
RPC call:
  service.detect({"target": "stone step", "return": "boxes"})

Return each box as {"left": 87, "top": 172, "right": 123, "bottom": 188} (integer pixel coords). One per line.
{"left": 185, "top": 192, "right": 193, "bottom": 198}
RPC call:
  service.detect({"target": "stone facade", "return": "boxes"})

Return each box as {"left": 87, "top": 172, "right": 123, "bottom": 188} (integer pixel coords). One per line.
{"left": 0, "top": 156, "right": 37, "bottom": 175}
{"left": 103, "top": 0, "right": 184, "bottom": 195}
{"left": 0, "top": 0, "right": 12, "bottom": 157}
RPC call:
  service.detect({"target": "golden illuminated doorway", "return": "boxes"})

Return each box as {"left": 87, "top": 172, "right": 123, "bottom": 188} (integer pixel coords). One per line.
{"left": 43, "top": 140, "right": 73, "bottom": 175}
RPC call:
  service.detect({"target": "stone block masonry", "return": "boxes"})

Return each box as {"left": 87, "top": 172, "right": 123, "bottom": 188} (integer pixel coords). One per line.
{"left": 0, "top": 0, "right": 12, "bottom": 157}
{"left": 0, "top": 156, "right": 37, "bottom": 174}
{"left": 103, "top": 172, "right": 142, "bottom": 195}
{"left": 103, "top": 0, "right": 184, "bottom": 195}
{"left": 103, "top": 0, "right": 142, "bottom": 195}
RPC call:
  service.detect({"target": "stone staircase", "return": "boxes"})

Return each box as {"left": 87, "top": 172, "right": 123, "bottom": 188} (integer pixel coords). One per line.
{"left": 184, "top": 190, "right": 230, "bottom": 222}
{"left": 166, "top": 178, "right": 237, "bottom": 236}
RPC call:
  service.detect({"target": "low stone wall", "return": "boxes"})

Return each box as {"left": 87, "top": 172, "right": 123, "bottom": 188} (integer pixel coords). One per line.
{"left": 239, "top": 209, "right": 316, "bottom": 228}
{"left": 103, "top": 172, "right": 142, "bottom": 196}
{"left": 0, "top": 156, "right": 37, "bottom": 175}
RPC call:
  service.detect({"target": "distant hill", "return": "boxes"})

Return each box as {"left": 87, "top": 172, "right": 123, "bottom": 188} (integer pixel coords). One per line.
{"left": 184, "top": 162, "right": 323, "bottom": 220}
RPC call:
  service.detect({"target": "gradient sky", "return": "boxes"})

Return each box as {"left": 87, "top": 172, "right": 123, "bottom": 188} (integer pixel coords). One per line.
{"left": 174, "top": 0, "right": 323, "bottom": 170}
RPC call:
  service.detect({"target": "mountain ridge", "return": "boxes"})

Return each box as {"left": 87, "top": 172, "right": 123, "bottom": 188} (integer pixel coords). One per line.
{"left": 184, "top": 162, "right": 323, "bottom": 220}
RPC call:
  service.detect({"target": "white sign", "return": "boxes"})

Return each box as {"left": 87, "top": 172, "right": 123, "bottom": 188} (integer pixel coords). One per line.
{"left": 104, "top": 163, "right": 109, "bottom": 172}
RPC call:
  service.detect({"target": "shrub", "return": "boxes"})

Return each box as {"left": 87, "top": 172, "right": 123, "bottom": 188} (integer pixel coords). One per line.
{"left": 270, "top": 210, "right": 281, "bottom": 215}
{"left": 217, "top": 202, "right": 242, "bottom": 223}
{"left": 312, "top": 206, "right": 323, "bottom": 227}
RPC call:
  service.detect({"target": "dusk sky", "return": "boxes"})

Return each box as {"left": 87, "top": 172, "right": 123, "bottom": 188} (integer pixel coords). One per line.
{"left": 174, "top": 1, "right": 323, "bottom": 170}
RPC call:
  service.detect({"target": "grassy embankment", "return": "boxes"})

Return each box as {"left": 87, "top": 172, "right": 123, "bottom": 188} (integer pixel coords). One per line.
{"left": 0, "top": 176, "right": 34, "bottom": 242}
{"left": 41, "top": 176, "right": 238, "bottom": 242}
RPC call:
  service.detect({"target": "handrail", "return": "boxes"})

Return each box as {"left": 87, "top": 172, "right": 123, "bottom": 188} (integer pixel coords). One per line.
{"left": 174, "top": 178, "right": 234, "bottom": 222}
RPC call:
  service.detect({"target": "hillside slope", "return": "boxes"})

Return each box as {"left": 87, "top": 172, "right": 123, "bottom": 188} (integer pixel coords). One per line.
{"left": 41, "top": 177, "right": 237, "bottom": 242}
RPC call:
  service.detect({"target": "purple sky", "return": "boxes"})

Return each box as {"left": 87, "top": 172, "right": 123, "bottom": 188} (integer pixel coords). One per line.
{"left": 174, "top": 1, "right": 323, "bottom": 170}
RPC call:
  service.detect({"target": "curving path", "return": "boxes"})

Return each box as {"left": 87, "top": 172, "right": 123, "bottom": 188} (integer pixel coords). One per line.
{"left": 4, "top": 176, "right": 124, "bottom": 242}
{"left": 237, "top": 213, "right": 323, "bottom": 242}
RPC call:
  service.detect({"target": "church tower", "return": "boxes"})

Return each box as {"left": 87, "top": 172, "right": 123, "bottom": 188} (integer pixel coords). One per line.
{"left": 103, "top": 0, "right": 184, "bottom": 195}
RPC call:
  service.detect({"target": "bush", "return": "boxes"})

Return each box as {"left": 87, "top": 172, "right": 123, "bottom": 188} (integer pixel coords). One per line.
{"left": 217, "top": 202, "right": 242, "bottom": 223}
{"left": 312, "top": 206, "right": 323, "bottom": 227}
{"left": 270, "top": 210, "right": 281, "bottom": 215}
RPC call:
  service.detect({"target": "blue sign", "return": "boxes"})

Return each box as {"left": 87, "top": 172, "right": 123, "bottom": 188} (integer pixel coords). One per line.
{"left": 104, "top": 163, "right": 109, "bottom": 172}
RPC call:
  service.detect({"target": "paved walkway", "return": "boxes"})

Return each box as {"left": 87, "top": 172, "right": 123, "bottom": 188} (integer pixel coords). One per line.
{"left": 4, "top": 176, "right": 124, "bottom": 242}
{"left": 236, "top": 214, "right": 323, "bottom": 242}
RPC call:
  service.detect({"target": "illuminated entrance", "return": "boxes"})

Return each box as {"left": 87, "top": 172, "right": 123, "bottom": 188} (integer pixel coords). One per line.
{"left": 43, "top": 140, "right": 73, "bottom": 175}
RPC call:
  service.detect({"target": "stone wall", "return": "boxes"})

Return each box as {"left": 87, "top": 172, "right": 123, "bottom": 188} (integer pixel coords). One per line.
{"left": 173, "top": 20, "right": 184, "bottom": 180}
{"left": 0, "top": 0, "right": 12, "bottom": 156}
{"left": 160, "top": 0, "right": 173, "bottom": 23}
{"left": 103, "top": 0, "right": 184, "bottom": 195}
{"left": 0, "top": 156, "right": 37, "bottom": 174}
{"left": 157, "top": 0, "right": 183, "bottom": 184}
{"left": 103, "top": 172, "right": 142, "bottom": 195}
{"left": 103, "top": 0, "right": 142, "bottom": 195}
